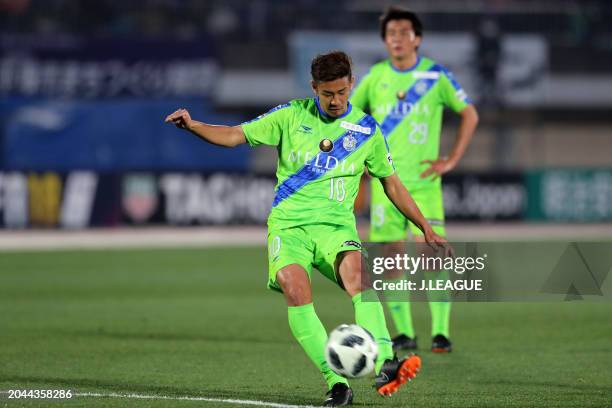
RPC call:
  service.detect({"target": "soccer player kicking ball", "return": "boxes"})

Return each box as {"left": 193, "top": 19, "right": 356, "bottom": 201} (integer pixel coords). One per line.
{"left": 165, "top": 51, "right": 447, "bottom": 407}
{"left": 351, "top": 7, "right": 479, "bottom": 354}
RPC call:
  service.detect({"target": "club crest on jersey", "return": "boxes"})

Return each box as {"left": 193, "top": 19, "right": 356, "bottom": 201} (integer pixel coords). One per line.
{"left": 319, "top": 138, "right": 334, "bottom": 152}
{"left": 396, "top": 90, "right": 407, "bottom": 100}
{"left": 414, "top": 80, "right": 428, "bottom": 95}
{"left": 342, "top": 134, "right": 357, "bottom": 151}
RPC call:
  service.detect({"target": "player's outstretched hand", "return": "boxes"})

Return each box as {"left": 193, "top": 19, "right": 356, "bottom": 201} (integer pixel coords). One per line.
{"left": 164, "top": 108, "right": 193, "bottom": 130}
{"left": 423, "top": 228, "right": 454, "bottom": 258}
{"left": 420, "top": 157, "right": 456, "bottom": 180}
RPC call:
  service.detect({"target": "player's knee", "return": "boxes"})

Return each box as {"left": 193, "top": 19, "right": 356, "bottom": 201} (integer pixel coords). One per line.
{"left": 277, "top": 265, "right": 312, "bottom": 306}
{"left": 336, "top": 251, "right": 363, "bottom": 297}
{"left": 342, "top": 273, "right": 362, "bottom": 297}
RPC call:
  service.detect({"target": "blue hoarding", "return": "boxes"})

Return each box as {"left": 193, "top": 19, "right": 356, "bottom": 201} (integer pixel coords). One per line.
{"left": 2, "top": 98, "right": 250, "bottom": 171}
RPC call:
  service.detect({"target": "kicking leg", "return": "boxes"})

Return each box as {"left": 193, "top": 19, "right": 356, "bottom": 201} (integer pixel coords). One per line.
{"left": 336, "top": 251, "right": 421, "bottom": 397}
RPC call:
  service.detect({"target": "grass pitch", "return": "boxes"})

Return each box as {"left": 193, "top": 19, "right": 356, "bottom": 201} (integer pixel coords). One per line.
{"left": 1, "top": 246, "right": 610, "bottom": 407}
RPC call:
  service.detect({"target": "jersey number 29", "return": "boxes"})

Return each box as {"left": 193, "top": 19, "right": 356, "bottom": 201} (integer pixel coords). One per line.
{"left": 408, "top": 122, "right": 429, "bottom": 144}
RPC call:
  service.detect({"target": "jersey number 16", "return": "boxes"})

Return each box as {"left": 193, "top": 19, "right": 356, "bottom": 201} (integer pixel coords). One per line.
{"left": 329, "top": 178, "right": 346, "bottom": 202}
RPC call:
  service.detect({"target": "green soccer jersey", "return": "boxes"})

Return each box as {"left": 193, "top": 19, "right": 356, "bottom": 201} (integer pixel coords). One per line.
{"left": 241, "top": 98, "right": 394, "bottom": 230}
{"left": 351, "top": 56, "right": 471, "bottom": 188}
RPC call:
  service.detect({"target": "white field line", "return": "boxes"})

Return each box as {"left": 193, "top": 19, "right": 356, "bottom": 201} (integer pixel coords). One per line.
{"left": 2, "top": 390, "right": 317, "bottom": 408}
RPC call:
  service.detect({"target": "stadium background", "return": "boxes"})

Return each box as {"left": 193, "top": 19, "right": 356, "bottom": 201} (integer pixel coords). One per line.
{"left": 1, "top": 1, "right": 611, "bottom": 407}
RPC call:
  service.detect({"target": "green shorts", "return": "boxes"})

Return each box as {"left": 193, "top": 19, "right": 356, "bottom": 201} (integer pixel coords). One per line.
{"left": 267, "top": 223, "right": 362, "bottom": 293}
{"left": 369, "top": 179, "right": 446, "bottom": 242}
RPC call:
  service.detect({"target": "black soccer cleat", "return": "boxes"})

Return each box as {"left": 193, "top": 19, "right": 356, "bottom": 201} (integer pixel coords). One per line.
{"left": 375, "top": 354, "right": 421, "bottom": 397}
{"left": 431, "top": 334, "right": 452, "bottom": 353}
{"left": 392, "top": 334, "right": 418, "bottom": 352}
{"left": 323, "top": 383, "right": 353, "bottom": 407}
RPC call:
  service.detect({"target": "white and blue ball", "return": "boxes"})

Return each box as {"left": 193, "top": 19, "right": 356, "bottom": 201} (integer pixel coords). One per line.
{"left": 325, "top": 324, "right": 378, "bottom": 378}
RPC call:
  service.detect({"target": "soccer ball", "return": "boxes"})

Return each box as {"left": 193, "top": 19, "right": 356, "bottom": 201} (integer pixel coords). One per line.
{"left": 325, "top": 324, "right": 378, "bottom": 378}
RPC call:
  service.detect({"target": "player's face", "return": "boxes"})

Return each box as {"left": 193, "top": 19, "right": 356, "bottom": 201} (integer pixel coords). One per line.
{"left": 384, "top": 19, "right": 421, "bottom": 60}
{"left": 311, "top": 76, "right": 354, "bottom": 117}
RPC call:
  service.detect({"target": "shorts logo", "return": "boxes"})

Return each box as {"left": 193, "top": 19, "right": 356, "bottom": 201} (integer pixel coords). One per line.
{"left": 269, "top": 236, "right": 281, "bottom": 261}
{"left": 342, "top": 134, "right": 357, "bottom": 151}
{"left": 319, "top": 138, "right": 334, "bottom": 152}
{"left": 343, "top": 240, "right": 362, "bottom": 249}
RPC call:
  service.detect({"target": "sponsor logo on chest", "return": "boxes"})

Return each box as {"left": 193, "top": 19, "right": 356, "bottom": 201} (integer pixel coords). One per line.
{"left": 288, "top": 121, "right": 373, "bottom": 175}
{"left": 374, "top": 100, "right": 432, "bottom": 117}
{"left": 287, "top": 150, "right": 356, "bottom": 175}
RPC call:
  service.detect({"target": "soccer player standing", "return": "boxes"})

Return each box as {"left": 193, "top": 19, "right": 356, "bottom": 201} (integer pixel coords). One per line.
{"left": 351, "top": 7, "right": 479, "bottom": 353}
{"left": 166, "top": 51, "right": 447, "bottom": 406}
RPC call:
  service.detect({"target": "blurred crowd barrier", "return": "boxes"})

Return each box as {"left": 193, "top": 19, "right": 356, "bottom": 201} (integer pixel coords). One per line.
{"left": 0, "top": 169, "right": 610, "bottom": 229}
{"left": 1, "top": 20, "right": 611, "bottom": 229}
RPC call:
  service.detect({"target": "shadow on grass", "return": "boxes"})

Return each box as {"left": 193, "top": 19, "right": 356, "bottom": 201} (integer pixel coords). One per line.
{"left": 0, "top": 375, "right": 318, "bottom": 406}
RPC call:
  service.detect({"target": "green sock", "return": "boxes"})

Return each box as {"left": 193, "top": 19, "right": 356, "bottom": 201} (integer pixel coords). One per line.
{"left": 427, "top": 270, "right": 451, "bottom": 337}
{"left": 429, "top": 301, "right": 451, "bottom": 337}
{"left": 288, "top": 303, "right": 348, "bottom": 389}
{"left": 352, "top": 290, "right": 394, "bottom": 374}
{"left": 387, "top": 301, "right": 415, "bottom": 338}
{"left": 383, "top": 277, "right": 415, "bottom": 338}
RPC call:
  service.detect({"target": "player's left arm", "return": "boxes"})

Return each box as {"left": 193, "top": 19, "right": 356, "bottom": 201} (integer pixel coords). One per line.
{"left": 379, "top": 173, "right": 448, "bottom": 250}
{"left": 421, "top": 70, "right": 480, "bottom": 180}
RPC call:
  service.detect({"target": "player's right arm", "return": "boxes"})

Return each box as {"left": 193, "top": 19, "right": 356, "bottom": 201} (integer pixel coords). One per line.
{"left": 420, "top": 69, "right": 479, "bottom": 179}
{"left": 164, "top": 108, "right": 246, "bottom": 147}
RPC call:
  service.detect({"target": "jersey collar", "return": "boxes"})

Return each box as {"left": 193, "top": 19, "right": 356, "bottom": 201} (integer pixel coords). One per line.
{"left": 315, "top": 97, "right": 352, "bottom": 120}
{"left": 389, "top": 55, "right": 421, "bottom": 73}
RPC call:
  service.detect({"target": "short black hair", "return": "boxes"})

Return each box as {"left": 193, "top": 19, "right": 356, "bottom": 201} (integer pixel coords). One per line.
{"left": 379, "top": 6, "right": 423, "bottom": 39}
{"left": 310, "top": 50, "right": 353, "bottom": 83}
